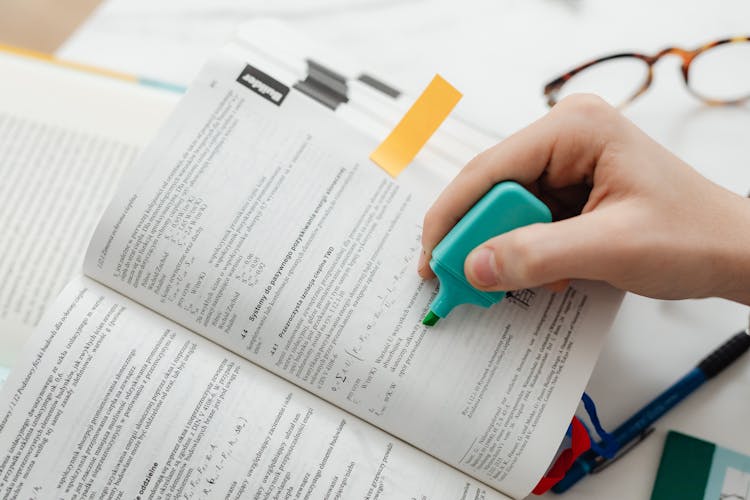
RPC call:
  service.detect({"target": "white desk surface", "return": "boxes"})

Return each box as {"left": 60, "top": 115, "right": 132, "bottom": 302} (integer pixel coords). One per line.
{"left": 59, "top": 1, "right": 750, "bottom": 498}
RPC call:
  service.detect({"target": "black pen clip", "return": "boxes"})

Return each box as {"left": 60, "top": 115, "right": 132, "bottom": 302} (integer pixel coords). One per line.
{"left": 590, "top": 427, "right": 656, "bottom": 474}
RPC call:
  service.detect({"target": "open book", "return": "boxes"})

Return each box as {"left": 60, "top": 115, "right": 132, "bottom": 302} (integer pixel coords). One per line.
{"left": 0, "top": 34, "right": 623, "bottom": 499}
{"left": 0, "top": 47, "right": 178, "bottom": 382}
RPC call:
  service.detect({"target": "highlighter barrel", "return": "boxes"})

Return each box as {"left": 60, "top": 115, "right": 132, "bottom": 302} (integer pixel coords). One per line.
{"left": 423, "top": 182, "right": 551, "bottom": 325}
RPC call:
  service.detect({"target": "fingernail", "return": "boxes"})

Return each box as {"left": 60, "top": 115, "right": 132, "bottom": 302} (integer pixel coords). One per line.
{"left": 467, "top": 248, "right": 499, "bottom": 287}
{"left": 417, "top": 250, "right": 426, "bottom": 272}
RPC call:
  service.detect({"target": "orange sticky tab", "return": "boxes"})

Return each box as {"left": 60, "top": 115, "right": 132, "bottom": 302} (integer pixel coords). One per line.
{"left": 370, "top": 74, "right": 462, "bottom": 177}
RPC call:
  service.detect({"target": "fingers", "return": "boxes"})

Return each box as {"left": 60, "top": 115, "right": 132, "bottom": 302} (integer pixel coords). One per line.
{"left": 419, "top": 94, "right": 616, "bottom": 280}
{"left": 420, "top": 115, "right": 556, "bottom": 278}
{"left": 464, "top": 209, "right": 619, "bottom": 291}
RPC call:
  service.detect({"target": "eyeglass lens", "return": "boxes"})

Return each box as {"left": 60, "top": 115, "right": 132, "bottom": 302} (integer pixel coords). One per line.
{"left": 688, "top": 42, "right": 750, "bottom": 102}
{"left": 554, "top": 56, "right": 649, "bottom": 107}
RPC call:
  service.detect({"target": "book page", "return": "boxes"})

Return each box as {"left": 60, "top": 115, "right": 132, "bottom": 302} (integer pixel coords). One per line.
{"left": 0, "top": 276, "right": 504, "bottom": 499}
{"left": 0, "top": 52, "right": 177, "bottom": 373}
{"left": 84, "top": 43, "right": 623, "bottom": 498}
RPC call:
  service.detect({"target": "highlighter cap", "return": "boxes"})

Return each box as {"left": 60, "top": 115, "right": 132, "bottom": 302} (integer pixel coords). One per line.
{"left": 427, "top": 181, "right": 552, "bottom": 320}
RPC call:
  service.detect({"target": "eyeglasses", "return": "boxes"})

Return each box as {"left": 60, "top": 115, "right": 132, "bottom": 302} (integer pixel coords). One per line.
{"left": 543, "top": 36, "right": 750, "bottom": 108}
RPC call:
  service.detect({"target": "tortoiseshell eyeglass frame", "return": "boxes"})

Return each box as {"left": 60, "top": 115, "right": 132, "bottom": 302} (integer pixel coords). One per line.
{"left": 543, "top": 36, "right": 750, "bottom": 108}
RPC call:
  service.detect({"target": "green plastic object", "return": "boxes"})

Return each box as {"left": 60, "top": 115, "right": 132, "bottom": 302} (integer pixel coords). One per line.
{"left": 423, "top": 181, "right": 552, "bottom": 326}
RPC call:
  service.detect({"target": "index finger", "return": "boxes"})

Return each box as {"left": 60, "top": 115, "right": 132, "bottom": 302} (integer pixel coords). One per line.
{"left": 418, "top": 95, "right": 611, "bottom": 279}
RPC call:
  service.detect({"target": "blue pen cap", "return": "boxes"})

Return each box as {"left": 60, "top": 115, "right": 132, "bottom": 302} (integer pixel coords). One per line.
{"left": 426, "top": 181, "right": 552, "bottom": 321}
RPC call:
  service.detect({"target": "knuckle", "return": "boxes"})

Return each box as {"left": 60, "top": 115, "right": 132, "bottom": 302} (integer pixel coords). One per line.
{"left": 462, "top": 151, "right": 486, "bottom": 174}
{"left": 552, "top": 94, "right": 624, "bottom": 146}
{"left": 422, "top": 206, "right": 438, "bottom": 231}
{"left": 556, "top": 93, "right": 614, "bottom": 120}
{"left": 421, "top": 207, "right": 441, "bottom": 246}
{"left": 504, "top": 230, "right": 545, "bottom": 283}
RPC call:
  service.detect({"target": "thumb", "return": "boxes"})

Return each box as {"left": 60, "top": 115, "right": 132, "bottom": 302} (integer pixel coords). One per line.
{"left": 464, "top": 212, "right": 614, "bottom": 291}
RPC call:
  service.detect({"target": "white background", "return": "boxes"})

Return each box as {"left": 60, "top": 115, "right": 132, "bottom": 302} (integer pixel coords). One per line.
{"left": 58, "top": 1, "right": 750, "bottom": 498}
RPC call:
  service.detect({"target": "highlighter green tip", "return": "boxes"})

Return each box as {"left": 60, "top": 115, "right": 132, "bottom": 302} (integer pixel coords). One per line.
{"left": 422, "top": 311, "right": 440, "bottom": 326}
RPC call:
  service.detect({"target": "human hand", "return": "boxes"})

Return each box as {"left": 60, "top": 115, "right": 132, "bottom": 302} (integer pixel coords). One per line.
{"left": 418, "top": 94, "right": 750, "bottom": 304}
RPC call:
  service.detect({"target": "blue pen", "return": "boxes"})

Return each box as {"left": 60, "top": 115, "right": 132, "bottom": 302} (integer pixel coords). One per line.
{"left": 553, "top": 329, "right": 750, "bottom": 493}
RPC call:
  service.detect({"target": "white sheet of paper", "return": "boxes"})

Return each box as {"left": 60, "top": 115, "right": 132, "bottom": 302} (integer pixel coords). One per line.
{"left": 0, "top": 276, "right": 505, "bottom": 499}
{"left": 0, "top": 366, "right": 9, "bottom": 390}
{"left": 0, "top": 53, "right": 177, "bottom": 368}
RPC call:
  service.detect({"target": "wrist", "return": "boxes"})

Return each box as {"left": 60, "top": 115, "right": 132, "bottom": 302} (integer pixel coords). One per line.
{"left": 713, "top": 195, "right": 750, "bottom": 305}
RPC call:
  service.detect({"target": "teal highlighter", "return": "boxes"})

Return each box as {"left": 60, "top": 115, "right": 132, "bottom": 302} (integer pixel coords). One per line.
{"left": 423, "top": 181, "right": 552, "bottom": 326}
